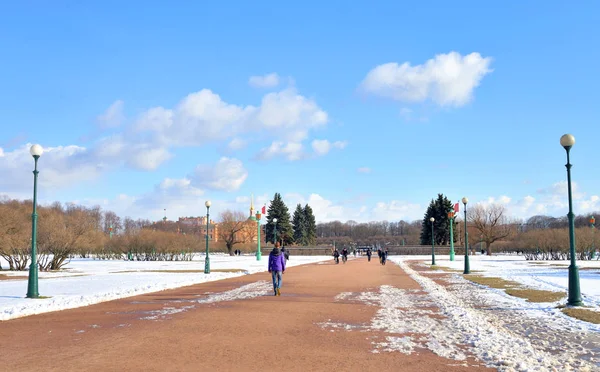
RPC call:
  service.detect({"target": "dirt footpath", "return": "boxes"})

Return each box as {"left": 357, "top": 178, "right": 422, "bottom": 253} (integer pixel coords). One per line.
{"left": 0, "top": 258, "right": 492, "bottom": 372}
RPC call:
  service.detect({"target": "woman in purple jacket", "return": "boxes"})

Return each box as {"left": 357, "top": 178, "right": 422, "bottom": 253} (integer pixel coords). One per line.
{"left": 268, "top": 242, "right": 286, "bottom": 296}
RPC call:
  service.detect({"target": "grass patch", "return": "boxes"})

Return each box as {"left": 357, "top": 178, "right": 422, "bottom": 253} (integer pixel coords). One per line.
{"left": 430, "top": 265, "right": 462, "bottom": 273}
{"left": 112, "top": 269, "right": 247, "bottom": 274}
{"left": 464, "top": 275, "right": 520, "bottom": 289}
{"left": 505, "top": 288, "right": 565, "bottom": 303}
{"left": 563, "top": 308, "right": 600, "bottom": 324}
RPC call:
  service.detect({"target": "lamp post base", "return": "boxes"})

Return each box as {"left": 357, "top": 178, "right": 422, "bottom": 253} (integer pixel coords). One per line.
{"left": 431, "top": 254, "right": 436, "bottom": 266}
{"left": 450, "top": 250, "right": 455, "bottom": 261}
{"left": 567, "top": 264, "right": 583, "bottom": 306}
{"left": 204, "top": 256, "right": 210, "bottom": 274}
{"left": 256, "top": 251, "right": 261, "bottom": 261}
{"left": 463, "top": 256, "right": 470, "bottom": 275}
{"left": 26, "top": 265, "right": 39, "bottom": 298}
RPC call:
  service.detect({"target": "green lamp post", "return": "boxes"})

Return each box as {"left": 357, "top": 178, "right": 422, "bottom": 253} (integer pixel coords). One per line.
{"left": 430, "top": 217, "right": 436, "bottom": 265}
{"left": 273, "top": 218, "right": 278, "bottom": 246}
{"left": 256, "top": 211, "right": 262, "bottom": 261}
{"left": 26, "top": 144, "right": 43, "bottom": 298}
{"left": 561, "top": 134, "right": 582, "bottom": 306}
{"left": 462, "top": 197, "right": 470, "bottom": 274}
{"left": 204, "top": 200, "right": 211, "bottom": 274}
{"left": 590, "top": 216, "right": 595, "bottom": 259}
{"left": 448, "top": 211, "right": 455, "bottom": 261}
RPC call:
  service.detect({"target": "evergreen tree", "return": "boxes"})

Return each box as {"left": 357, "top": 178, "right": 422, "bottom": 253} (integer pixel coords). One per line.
{"left": 265, "top": 193, "right": 294, "bottom": 245}
{"left": 420, "top": 193, "right": 454, "bottom": 245}
{"left": 292, "top": 204, "right": 307, "bottom": 245}
{"left": 303, "top": 204, "right": 317, "bottom": 245}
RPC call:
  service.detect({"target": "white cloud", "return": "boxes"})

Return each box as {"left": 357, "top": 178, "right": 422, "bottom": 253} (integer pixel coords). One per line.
{"left": 257, "top": 141, "right": 304, "bottom": 161}
{"left": 256, "top": 89, "right": 328, "bottom": 142}
{"left": 191, "top": 157, "right": 248, "bottom": 192}
{"left": 97, "top": 100, "right": 124, "bottom": 128}
{"left": 125, "top": 145, "right": 173, "bottom": 171}
{"left": 311, "top": 139, "right": 348, "bottom": 156}
{"left": 311, "top": 140, "right": 330, "bottom": 155}
{"left": 332, "top": 141, "right": 347, "bottom": 149}
{"left": 227, "top": 138, "right": 246, "bottom": 151}
{"left": 473, "top": 182, "right": 600, "bottom": 220}
{"left": 371, "top": 200, "right": 423, "bottom": 221}
{"left": 248, "top": 73, "right": 280, "bottom": 88}
{"left": 357, "top": 167, "right": 371, "bottom": 174}
{"left": 360, "top": 51, "right": 493, "bottom": 106}
{"left": 0, "top": 144, "right": 102, "bottom": 192}
{"left": 133, "top": 87, "right": 327, "bottom": 147}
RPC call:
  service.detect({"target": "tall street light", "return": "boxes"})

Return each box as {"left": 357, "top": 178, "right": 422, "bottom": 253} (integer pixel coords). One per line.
{"left": 590, "top": 216, "right": 595, "bottom": 259}
{"left": 273, "top": 218, "right": 278, "bottom": 246}
{"left": 256, "top": 211, "right": 262, "bottom": 261}
{"left": 561, "top": 134, "right": 582, "bottom": 306}
{"left": 462, "top": 197, "right": 470, "bottom": 275}
{"left": 204, "top": 200, "right": 211, "bottom": 274}
{"left": 448, "top": 211, "right": 455, "bottom": 261}
{"left": 430, "top": 217, "right": 436, "bottom": 265}
{"left": 26, "top": 144, "right": 43, "bottom": 299}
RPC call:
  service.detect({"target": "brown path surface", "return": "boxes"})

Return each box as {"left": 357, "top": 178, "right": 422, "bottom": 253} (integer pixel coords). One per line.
{"left": 0, "top": 258, "right": 492, "bottom": 372}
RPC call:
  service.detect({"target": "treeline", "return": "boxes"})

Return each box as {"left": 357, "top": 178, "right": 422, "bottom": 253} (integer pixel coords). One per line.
{"left": 0, "top": 199, "right": 203, "bottom": 271}
{"left": 315, "top": 220, "right": 422, "bottom": 245}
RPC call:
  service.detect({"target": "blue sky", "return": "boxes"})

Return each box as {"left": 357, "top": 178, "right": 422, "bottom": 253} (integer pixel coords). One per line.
{"left": 1, "top": 1, "right": 599, "bottom": 223}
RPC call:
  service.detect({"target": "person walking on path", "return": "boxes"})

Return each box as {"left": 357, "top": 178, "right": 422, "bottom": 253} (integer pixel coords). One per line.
{"left": 367, "top": 248, "right": 372, "bottom": 262}
{"left": 282, "top": 247, "right": 289, "bottom": 261}
{"left": 268, "top": 242, "right": 286, "bottom": 296}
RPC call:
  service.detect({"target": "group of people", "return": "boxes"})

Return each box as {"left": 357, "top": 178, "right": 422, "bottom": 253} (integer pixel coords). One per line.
{"left": 268, "top": 243, "right": 389, "bottom": 297}
{"left": 267, "top": 243, "right": 289, "bottom": 296}
{"left": 332, "top": 247, "right": 349, "bottom": 264}
{"left": 233, "top": 249, "right": 242, "bottom": 256}
{"left": 331, "top": 246, "right": 389, "bottom": 265}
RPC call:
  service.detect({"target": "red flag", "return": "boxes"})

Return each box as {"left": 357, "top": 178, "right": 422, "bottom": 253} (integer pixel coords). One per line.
{"left": 262, "top": 205, "right": 266, "bottom": 214}
{"left": 454, "top": 203, "right": 459, "bottom": 213}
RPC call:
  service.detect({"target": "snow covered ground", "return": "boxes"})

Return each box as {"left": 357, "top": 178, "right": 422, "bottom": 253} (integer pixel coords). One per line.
{"left": 409, "top": 254, "right": 600, "bottom": 307}
{"left": 319, "top": 255, "right": 600, "bottom": 371}
{"left": 0, "top": 254, "right": 330, "bottom": 321}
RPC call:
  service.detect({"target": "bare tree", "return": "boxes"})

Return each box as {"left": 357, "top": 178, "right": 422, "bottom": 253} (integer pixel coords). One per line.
{"left": 468, "top": 204, "right": 510, "bottom": 255}
{"left": 103, "top": 210, "right": 122, "bottom": 234}
{"left": 240, "top": 220, "right": 258, "bottom": 244}
{"left": 218, "top": 210, "right": 247, "bottom": 255}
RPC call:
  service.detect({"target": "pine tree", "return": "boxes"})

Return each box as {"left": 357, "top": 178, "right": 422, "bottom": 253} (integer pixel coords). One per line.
{"left": 304, "top": 204, "right": 316, "bottom": 245}
{"left": 303, "top": 204, "right": 317, "bottom": 246}
{"left": 420, "top": 193, "right": 454, "bottom": 245}
{"left": 292, "top": 204, "right": 307, "bottom": 245}
{"left": 265, "top": 193, "right": 294, "bottom": 245}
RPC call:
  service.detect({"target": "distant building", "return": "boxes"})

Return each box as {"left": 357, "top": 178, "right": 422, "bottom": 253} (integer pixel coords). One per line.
{"left": 178, "top": 216, "right": 219, "bottom": 242}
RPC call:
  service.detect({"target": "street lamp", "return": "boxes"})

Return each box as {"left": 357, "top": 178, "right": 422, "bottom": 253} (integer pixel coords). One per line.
{"left": 204, "top": 200, "right": 211, "bottom": 274}
{"left": 561, "top": 134, "right": 582, "bottom": 306}
{"left": 256, "top": 211, "right": 262, "bottom": 261}
{"left": 448, "top": 211, "right": 455, "bottom": 261}
{"left": 430, "top": 217, "right": 435, "bottom": 265}
{"left": 273, "top": 218, "right": 278, "bottom": 245}
{"left": 462, "top": 197, "right": 470, "bottom": 274}
{"left": 590, "top": 216, "right": 595, "bottom": 260}
{"left": 26, "top": 144, "right": 43, "bottom": 299}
